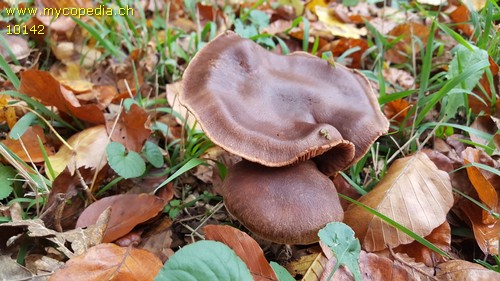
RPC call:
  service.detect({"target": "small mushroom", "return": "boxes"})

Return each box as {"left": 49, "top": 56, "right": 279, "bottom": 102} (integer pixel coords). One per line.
{"left": 221, "top": 160, "right": 343, "bottom": 245}
{"left": 181, "top": 31, "right": 388, "bottom": 175}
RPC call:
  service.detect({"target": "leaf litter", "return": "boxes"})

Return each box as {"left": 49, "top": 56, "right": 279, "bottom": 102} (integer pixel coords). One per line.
{"left": 0, "top": 0, "right": 499, "bottom": 280}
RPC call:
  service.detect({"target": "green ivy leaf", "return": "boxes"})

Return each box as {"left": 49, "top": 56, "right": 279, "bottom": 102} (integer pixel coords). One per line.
{"left": 106, "top": 142, "right": 145, "bottom": 179}
{"left": 142, "top": 141, "right": 164, "bottom": 168}
{"left": 318, "top": 222, "right": 362, "bottom": 281}
{"left": 154, "top": 240, "right": 253, "bottom": 281}
{"left": 270, "top": 262, "right": 295, "bottom": 281}
{"left": 0, "top": 164, "right": 16, "bottom": 200}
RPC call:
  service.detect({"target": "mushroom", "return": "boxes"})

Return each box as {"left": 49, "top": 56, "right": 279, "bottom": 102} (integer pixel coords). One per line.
{"left": 181, "top": 31, "right": 388, "bottom": 176}
{"left": 221, "top": 160, "right": 343, "bottom": 245}
{"left": 180, "top": 32, "right": 389, "bottom": 244}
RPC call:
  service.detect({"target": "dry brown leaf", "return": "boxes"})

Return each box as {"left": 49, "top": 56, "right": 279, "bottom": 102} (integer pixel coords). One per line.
{"left": 106, "top": 103, "right": 151, "bottom": 152}
{"left": 76, "top": 194, "right": 165, "bottom": 243}
{"left": 0, "top": 213, "right": 108, "bottom": 259}
{"left": 344, "top": 152, "right": 454, "bottom": 251}
{"left": 2, "top": 125, "right": 54, "bottom": 163}
{"left": 462, "top": 147, "right": 499, "bottom": 224}
{"left": 460, "top": 200, "right": 499, "bottom": 255}
{"left": 394, "top": 222, "right": 451, "bottom": 267}
{"left": 19, "top": 70, "right": 105, "bottom": 124}
{"left": 436, "top": 260, "right": 500, "bottom": 280}
{"left": 204, "top": 225, "right": 277, "bottom": 281}
{"left": 49, "top": 243, "right": 162, "bottom": 281}
{"left": 385, "top": 22, "right": 430, "bottom": 64}
{"left": 47, "top": 125, "right": 109, "bottom": 179}
{"left": 0, "top": 34, "right": 30, "bottom": 62}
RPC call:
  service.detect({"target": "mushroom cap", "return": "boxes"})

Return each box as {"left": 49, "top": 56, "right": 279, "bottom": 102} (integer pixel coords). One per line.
{"left": 181, "top": 32, "right": 388, "bottom": 175}
{"left": 221, "top": 160, "right": 344, "bottom": 245}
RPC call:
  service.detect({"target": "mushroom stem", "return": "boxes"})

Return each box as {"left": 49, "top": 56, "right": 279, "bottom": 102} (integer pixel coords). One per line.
{"left": 221, "top": 160, "right": 344, "bottom": 245}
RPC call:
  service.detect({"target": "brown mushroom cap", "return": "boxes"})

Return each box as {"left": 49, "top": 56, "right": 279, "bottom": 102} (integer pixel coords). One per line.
{"left": 221, "top": 160, "right": 344, "bottom": 245}
{"left": 181, "top": 32, "right": 388, "bottom": 175}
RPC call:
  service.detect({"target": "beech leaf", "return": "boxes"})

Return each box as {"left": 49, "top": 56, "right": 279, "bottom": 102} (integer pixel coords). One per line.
{"left": 344, "top": 152, "right": 453, "bottom": 251}
{"left": 50, "top": 243, "right": 162, "bottom": 281}
{"left": 76, "top": 194, "right": 165, "bottom": 243}
{"left": 154, "top": 240, "right": 253, "bottom": 281}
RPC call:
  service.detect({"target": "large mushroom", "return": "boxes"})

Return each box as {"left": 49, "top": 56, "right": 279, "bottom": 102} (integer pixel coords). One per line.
{"left": 180, "top": 32, "right": 389, "bottom": 244}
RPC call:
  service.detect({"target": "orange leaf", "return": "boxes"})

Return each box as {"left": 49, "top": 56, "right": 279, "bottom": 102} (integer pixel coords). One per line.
{"left": 2, "top": 126, "right": 54, "bottom": 163}
{"left": 204, "top": 225, "right": 278, "bottom": 281}
{"left": 462, "top": 147, "right": 499, "bottom": 224}
{"left": 460, "top": 200, "right": 499, "bottom": 255}
{"left": 106, "top": 104, "right": 151, "bottom": 152}
{"left": 19, "top": 70, "right": 105, "bottom": 124}
{"left": 385, "top": 23, "right": 430, "bottom": 64}
{"left": 0, "top": 95, "right": 17, "bottom": 129}
{"left": 449, "top": 5, "right": 474, "bottom": 37}
{"left": 76, "top": 194, "right": 165, "bottom": 243}
{"left": 384, "top": 98, "right": 412, "bottom": 123}
{"left": 49, "top": 243, "right": 162, "bottom": 281}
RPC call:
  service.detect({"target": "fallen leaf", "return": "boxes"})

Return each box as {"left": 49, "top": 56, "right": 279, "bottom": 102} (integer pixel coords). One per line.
{"left": 315, "top": 6, "right": 366, "bottom": 39}
{"left": 344, "top": 152, "right": 454, "bottom": 251}
{"left": 470, "top": 115, "right": 500, "bottom": 153}
{"left": 49, "top": 243, "right": 162, "bottom": 281}
{"left": 385, "top": 22, "right": 430, "bottom": 64}
{"left": 449, "top": 5, "right": 474, "bottom": 37}
{"left": 19, "top": 70, "right": 105, "bottom": 124}
{"left": 106, "top": 104, "right": 151, "bottom": 152}
{"left": 470, "top": 57, "right": 499, "bottom": 116}
{"left": 317, "top": 38, "right": 369, "bottom": 68}
{"left": 436, "top": 260, "right": 500, "bottom": 280}
{"left": 285, "top": 250, "right": 327, "bottom": 280}
{"left": 0, "top": 94, "right": 17, "bottom": 129}
{"left": 0, "top": 255, "right": 34, "bottom": 280}
{"left": 460, "top": 200, "right": 499, "bottom": 255}
{"left": 47, "top": 125, "right": 110, "bottom": 179}
{"left": 462, "top": 147, "right": 499, "bottom": 224}
{"left": 2, "top": 125, "right": 54, "bottom": 163}
{"left": 204, "top": 225, "right": 278, "bottom": 281}
{"left": 384, "top": 98, "right": 412, "bottom": 123}
{"left": 76, "top": 194, "right": 165, "bottom": 243}
{"left": 0, "top": 34, "right": 30, "bottom": 62}
{"left": 394, "top": 222, "right": 451, "bottom": 267}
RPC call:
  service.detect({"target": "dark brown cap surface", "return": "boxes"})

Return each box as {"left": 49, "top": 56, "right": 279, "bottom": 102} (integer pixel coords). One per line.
{"left": 221, "top": 160, "right": 344, "bottom": 245}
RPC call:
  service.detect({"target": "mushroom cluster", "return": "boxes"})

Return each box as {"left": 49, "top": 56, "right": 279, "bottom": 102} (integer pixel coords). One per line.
{"left": 180, "top": 32, "right": 389, "bottom": 244}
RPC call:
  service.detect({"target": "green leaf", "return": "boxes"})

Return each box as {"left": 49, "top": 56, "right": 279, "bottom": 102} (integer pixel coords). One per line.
{"left": 142, "top": 141, "right": 164, "bottom": 168}
{"left": 270, "top": 262, "right": 295, "bottom": 281}
{"left": 318, "top": 222, "right": 362, "bottom": 281}
{"left": 249, "top": 10, "right": 269, "bottom": 29}
{"left": 0, "top": 164, "right": 16, "bottom": 200}
{"left": 234, "top": 19, "right": 258, "bottom": 38}
{"left": 444, "top": 44, "right": 489, "bottom": 118}
{"left": 106, "top": 142, "right": 145, "bottom": 179}
{"left": 154, "top": 240, "right": 253, "bottom": 281}
{"left": 9, "top": 112, "right": 37, "bottom": 140}
{"left": 342, "top": 0, "right": 359, "bottom": 7}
